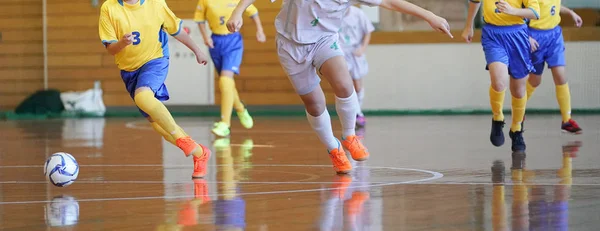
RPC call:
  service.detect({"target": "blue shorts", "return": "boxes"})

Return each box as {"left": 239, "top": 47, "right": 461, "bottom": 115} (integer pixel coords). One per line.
{"left": 120, "top": 57, "right": 170, "bottom": 117}
{"left": 529, "top": 26, "right": 565, "bottom": 75}
{"left": 210, "top": 32, "right": 243, "bottom": 75}
{"left": 481, "top": 24, "right": 534, "bottom": 79}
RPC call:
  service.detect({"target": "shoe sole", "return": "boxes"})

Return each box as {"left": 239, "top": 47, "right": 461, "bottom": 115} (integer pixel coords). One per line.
{"left": 336, "top": 170, "right": 351, "bottom": 174}
{"left": 353, "top": 156, "right": 369, "bottom": 161}
{"left": 561, "top": 129, "right": 582, "bottom": 135}
{"left": 211, "top": 129, "right": 230, "bottom": 137}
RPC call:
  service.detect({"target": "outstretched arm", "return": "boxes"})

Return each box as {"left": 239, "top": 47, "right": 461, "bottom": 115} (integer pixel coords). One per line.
{"left": 560, "top": 5, "right": 583, "bottom": 27}
{"left": 379, "top": 0, "right": 452, "bottom": 38}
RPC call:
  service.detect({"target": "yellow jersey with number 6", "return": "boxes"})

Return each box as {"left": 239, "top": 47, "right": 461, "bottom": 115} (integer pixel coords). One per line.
{"left": 471, "top": 0, "right": 540, "bottom": 26}
{"left": 98, "top": 0, "right": 182, "bottom": 71}
{"left": 193, "top": 0, "right": 259, "bottom": 35}
{"left": 528, "top": 0, "right": 561, "bottom": 29}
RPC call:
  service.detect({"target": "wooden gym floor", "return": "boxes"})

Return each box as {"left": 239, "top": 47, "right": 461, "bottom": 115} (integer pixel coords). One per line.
{"left": 1, "top": 115, "right": 599, "bottom": 230}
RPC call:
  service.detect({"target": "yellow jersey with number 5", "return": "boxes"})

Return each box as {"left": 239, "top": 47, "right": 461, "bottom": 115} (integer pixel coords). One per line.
{"left": 194, "top": 0, "right": 259, "bottom": 35}
{"left": 528, "top": 0, "right": 561, "bottom": 29}
{"left": 98, "top": 0, "right": 182, "bottom": 71}
{"left": 471, "top": 0, "right": 540, "bottom": 26}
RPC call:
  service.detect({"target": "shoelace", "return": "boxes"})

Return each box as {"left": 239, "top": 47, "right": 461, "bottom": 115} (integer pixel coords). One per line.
{"left": 568, "top": 119, "right": 579, "bottom": 127}
{"left": 330, "top": 151, "right": 349, "bottom": 166}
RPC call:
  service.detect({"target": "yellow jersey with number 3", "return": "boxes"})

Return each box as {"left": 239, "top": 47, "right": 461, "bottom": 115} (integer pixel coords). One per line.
{"left": 528, "top": 0, "right": 561, "bottom": 29}
{"left": 471, "top": 0, "right": 540, "bottom": 26}
{"left": 194, "top": 0, "right": 259, "bottom": 35}
{"left": 98, "top": 0, "right": 182, "bottom": 71}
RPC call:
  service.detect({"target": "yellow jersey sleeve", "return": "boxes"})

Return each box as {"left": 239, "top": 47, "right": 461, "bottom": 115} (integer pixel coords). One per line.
{"left": 99, "top": 4, "right": 118, "bottom": 47}
{"left": 160, "top": 1, "right": 183, "bottom": 35}
{"left": 193, "top": 0, "right": 207, "bottom": 23}
{"left": 528, "top": 0, "right": 561, "bottom": 29}
{"left": 523, "top": 0, "right": 541, "bottom": 20}
{"left": 244, "top": 4, "right": 259, "bottom": 18}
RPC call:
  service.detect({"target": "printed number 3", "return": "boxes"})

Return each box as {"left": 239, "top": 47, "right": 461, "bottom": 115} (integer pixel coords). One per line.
{"left": 132, "top": 31, "right": 141, "bottom": 45}
{"left": 219, "top": 16, "right": 225, "bottom": 25}
{"left": 550, "top": 6, "right": 556, "bottom": 15}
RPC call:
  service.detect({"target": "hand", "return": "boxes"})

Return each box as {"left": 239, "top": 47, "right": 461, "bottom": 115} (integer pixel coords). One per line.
{"left": 353, "top": 46, "right": 365, "bottom": 57}
{"left": 571, "top": 12, "right": 583, "bottom": 27}
{"left": 226, "top": 14, "right": 243, "bottom": 33}
{"left": 461, "top": 27, "right": 474, "bottom": 43}
{"left": 194, "top": 51, "right": 209, "bottom": 65}
{"left": 204, "top": 37, "right": 214, "bottom": 49}
{"left": 121, "top": 33, "right": 134, "bottom": 45}
{"left": 256, "top": 30, "right": 266, "bottom": 43}
{"left": 496, "top": 0, "right": 516, "bottom": 15}
{"left": 529, "top": 36, "right": 539, "bottom": 52}
{"left": 426, "top": 14, "right": 453, "bottom": 38}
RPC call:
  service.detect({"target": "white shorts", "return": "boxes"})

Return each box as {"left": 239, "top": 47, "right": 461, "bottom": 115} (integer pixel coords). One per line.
{"left": 344, "top": 51, "right": 369, "bottom": 80}
{"left": 276, "top": 34, "right": 344, "bottom": 95}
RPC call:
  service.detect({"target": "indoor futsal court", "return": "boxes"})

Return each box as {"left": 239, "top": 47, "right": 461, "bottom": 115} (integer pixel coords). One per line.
{"left": 1, "top": 115, "right": 599, "bottom": 230}
{"left": 2, "top": 0, "right": 600, "bottom": 230}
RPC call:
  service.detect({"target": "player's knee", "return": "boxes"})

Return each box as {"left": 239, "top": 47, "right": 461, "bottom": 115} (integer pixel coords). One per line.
{"left": 490, "top": 81, "right": 506, "bottom": 92}
{"left": 551, "top": 67, "right": 567, "bottom": 85}
{"left": 305, "top": 103, "right": 326, "bottom": 117}
{"left": 528, "top": 74, "right": 542, "bottom": 87}
{"left": 509, "top": 79, "right": 527, "bottom": 98}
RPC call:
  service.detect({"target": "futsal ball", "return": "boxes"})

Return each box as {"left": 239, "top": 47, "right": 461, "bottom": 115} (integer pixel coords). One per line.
{"left": 44, "top": 152, "right": 79, "bottom": 187}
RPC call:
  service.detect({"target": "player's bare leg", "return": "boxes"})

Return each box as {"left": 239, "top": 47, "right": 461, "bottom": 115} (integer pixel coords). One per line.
{"left": 353, "top": 78, "right": 366, "bottom": 127}
{"left": 488, "top": 62, "right": 509, "bottom": 147}
{"left": 213, "top": 70, "right": 253, "bottom": 137}
{"left": 134, "top": 87, "right": 211, "bottom": 178}
{"left": 509, "top": 75, "right": 527, "bottom": 152}
{"left": 320, "top": 56, "right": 368, "bottom": 161}
{"left": 300, "top": 86, "right": 351, "bottom": 174}
{"left": 551, "top": 67, "right": 581, "bottom": 134}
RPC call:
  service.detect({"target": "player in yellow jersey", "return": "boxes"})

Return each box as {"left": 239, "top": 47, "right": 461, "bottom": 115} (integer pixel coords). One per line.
{"left": 526, "top": 1, "right": 583, "bottom": 134}
{"left": 194, "top": 0, "right": 266, "bottom": 137}
{"left": 99, "top": 0, "right": 212, "bottom": 178}
{"left": 462, "top": 0, "right": 540, "bottom": 152}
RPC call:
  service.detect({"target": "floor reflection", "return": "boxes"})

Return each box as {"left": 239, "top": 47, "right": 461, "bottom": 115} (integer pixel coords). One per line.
{"left": 319, "top": 159, "right": 372, "bottom": 231}
{"left": 158, "top": 137, "right": 254, "bottom": 231}
{"left": 491, "top": 141, "right": 580, "bottom": 231}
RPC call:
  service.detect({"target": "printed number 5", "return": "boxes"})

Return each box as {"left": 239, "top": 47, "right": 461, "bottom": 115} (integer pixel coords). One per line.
{"left": 550, "top": 6, "right": 556, "bottom": 15}
{"left": 219, "top": 16, "right": 225, "bottom": 25}
{"left": 132, "top": 31, "right": 141, "bottom": 45}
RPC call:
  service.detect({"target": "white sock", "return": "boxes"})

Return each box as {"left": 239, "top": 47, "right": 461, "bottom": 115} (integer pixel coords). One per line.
{"left": 357, "top": 88, "right": 365, "bottom": 116}
{"left": 335, "top": 91, "right": 358, "bottom": 138}
{"left": 306, "top": 109, "right": 339, "bottom": 151}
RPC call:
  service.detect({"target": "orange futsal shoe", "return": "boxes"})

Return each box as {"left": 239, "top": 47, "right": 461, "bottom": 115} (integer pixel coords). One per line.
{"left": 342, "top": 135, "right": 369, "bottom": 161}
{"left": 176, "top": 136, "right": 201, "bottom": 157}
{"left": 329, "top": 145, "right": 352, "bottom": 174}
{"left": 192, "top": 144, "right": 212, "bottom": 179}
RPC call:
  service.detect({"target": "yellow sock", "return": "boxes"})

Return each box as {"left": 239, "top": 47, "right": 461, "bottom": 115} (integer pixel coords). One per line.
{"left": 555, "top": 83, "right": 572, "bottom": 122}
{"left": 134, "top": 90, "right": 186, "bottom": 139}
{"left": 219, "top": 77, "right": 236, "bottom": 126}
{"left": 511, "top": 96, "right": 527, "bottom": 132}
{"left": 526, "top": 81, "right": 536, "bottom": 100}
{"left": 492, "top": 185, "right": 506, "bottom": 230}
{"left": 489, "top": 86, "right": 506, "bottom": 121}
{"left": 232, "top": 88, "right": 245, "bottom": 113}
{"left": 151, "top": 122, "right": 176, "bottom": 145}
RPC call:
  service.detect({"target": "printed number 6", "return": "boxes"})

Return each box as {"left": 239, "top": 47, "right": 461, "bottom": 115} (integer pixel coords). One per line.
{"left": 550, "top": 6, "right": 556, "bottom": 15}
{"left": 219, "top": 16, "right": 225, "bottom": 25}
{"left": 132, "top": 31, "right": 141, "bottom": 45}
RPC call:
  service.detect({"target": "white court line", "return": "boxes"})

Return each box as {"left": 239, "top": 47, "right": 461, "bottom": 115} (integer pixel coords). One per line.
{"left": 124, "top": 121, "right": 277, "bottom": 147}
{"left": 0, "top": 165, "right": 444, "bottom": 205}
